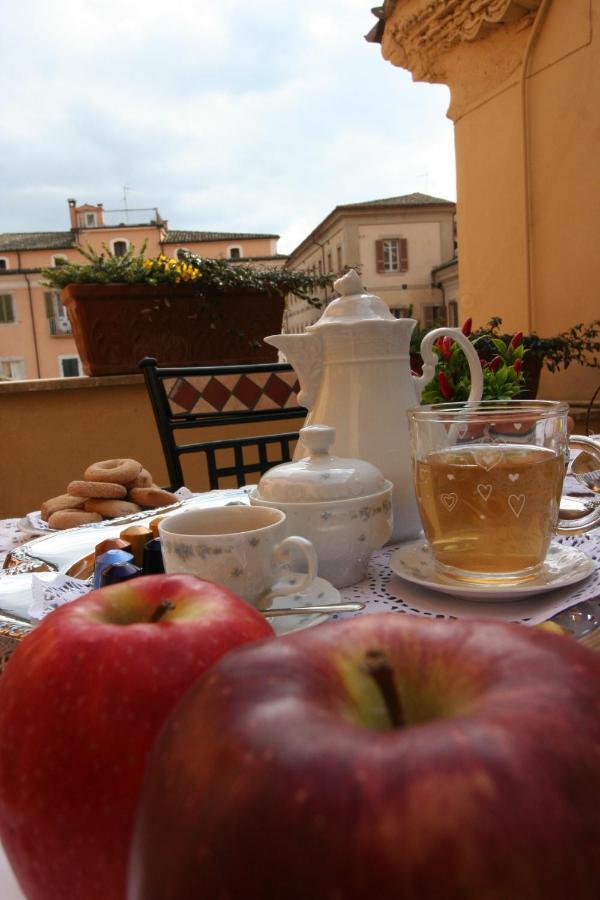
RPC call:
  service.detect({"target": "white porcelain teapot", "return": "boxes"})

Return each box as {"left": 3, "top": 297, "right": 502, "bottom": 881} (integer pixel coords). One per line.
{"left": 266, "top": 269, "right": 483, "bottom": 542}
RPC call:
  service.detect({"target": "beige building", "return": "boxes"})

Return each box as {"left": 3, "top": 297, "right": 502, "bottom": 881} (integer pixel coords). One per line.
{"left": 284, "top": 192, "right": 458, "bottom": 333}
{"left": 369, "top": 0, "right": 600, "bottom": 404}
{"left": 0, "top": 199, "right": 284, "bottom": 380}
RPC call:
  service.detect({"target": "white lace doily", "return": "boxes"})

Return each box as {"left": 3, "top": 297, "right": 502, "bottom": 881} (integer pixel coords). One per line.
{"left": 337, "top": 532, "right": 600, "bottom": 627}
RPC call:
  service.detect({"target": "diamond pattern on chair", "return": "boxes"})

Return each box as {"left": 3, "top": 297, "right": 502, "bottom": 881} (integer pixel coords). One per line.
{"left": 201, "top": 377, "right": 233, "bottom": 412}
{"left": 167, "top": 378, "right": 201, "bottom": 413}
{"left": 263, "top": 372, "right": 297, "bottom": 406}
{"left": 233, "top": 374, "right": 263, "bottom": 410}
{"left": 165, "top": 370, "right": 302, "bottom": 417}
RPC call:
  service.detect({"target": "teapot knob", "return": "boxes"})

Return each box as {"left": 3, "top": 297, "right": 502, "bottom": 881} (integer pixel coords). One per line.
{"left": 299, "top": 425, "right": 336, "bottom": 457}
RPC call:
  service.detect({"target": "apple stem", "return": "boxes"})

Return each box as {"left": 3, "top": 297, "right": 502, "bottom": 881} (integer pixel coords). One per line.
{"left": 364, "top": 650, "right": 404, "bottom": 728}
{"left": 149, "top": 600, "right": 176, "bottom": 623}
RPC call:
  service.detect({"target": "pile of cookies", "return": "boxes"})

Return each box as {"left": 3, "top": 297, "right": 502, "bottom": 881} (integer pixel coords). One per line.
{"left": 41, "top": 459, "right": 178, "bottom": 530}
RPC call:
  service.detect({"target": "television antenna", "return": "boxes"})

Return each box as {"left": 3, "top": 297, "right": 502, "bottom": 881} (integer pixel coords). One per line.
{"left": 122, "top": 184, "right": 132, "bottom": 223}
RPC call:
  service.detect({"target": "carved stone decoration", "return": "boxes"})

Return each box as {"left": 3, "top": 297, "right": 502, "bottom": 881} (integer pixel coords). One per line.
{"left": 381, "top": 0, "right": 541, "bottom": 82}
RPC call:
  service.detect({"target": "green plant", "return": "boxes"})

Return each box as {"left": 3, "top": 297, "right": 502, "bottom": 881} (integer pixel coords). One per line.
{"left": 419, "top": 318, "right": 526, "bottom": 403}
{"left": 483, "top": 317, "right": 600, "bottom": 373}
{"left": 42, "top": 244, "right": 335, "bottom": 306}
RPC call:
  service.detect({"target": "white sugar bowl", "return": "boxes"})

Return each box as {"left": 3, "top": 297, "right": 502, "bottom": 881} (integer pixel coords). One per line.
{"left": 249, "top": 425, "right": 393, "bottom": 588}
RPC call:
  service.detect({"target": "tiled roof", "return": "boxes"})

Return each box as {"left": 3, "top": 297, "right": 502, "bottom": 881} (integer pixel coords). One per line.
{"left": 341, "top": 192, "right": 454, "bottom": 209}
{"left": 165, "top": 230, "right": 279, "bottom": 243}
{"left": 0, "top": 232, "right": 75, "bottom": 251}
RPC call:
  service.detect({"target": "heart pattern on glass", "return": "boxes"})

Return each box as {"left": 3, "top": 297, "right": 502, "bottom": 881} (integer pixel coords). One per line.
{"left": 508, "top": 494, "right": 526, "bottom": 518}
{"left": 457, "top": 423, "right": 468, "bottom": 439}
{"left": 513, "top": 423, "right": 522, "bottom": 431}
{"left": 440, "top": 493, "right": 458, "bottom": 512}
{"left": 508, "top": 473, "right": 519, "bottom": 482}
{"left": 477, "top": 484, "right": 492, "bottom": 502}
{"left": 476, "top": 449, "right": 502, "bottom": 471}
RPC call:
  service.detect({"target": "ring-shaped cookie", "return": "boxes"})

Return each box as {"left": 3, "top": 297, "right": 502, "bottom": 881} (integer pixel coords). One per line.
{"left": 41, "top": 494, "right": 86, "bottom": 522}
{"left": 84, "top": 459, "right": 142, "bottom": 486}
{"left": 48, "top": 510, "right": 103, "bottom": 530}
{"left": 128, "top": 487, "right": 178, "bottom": 508}
{"left": 68, "top": 480, "right": 127, "bottom": 499}
{"left": 84, "top": 499, "right": 143, "bottom": 518}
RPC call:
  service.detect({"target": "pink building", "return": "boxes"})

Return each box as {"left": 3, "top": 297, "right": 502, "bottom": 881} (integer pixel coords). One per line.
{"left": 0, "top": 200, "right": 284, "bottom": 380}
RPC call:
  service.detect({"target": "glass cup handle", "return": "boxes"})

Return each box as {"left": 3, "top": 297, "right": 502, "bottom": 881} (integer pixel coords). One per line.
{"left": 263, "top": 536, "right": 318, "bottom": 604}
{"left": 556, "top": 436, "right": 600, "bottom": 535}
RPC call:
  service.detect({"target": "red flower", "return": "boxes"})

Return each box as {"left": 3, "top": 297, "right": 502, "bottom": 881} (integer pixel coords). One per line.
{"left": 461, "top": 317, "right": 472, "bottom": 337}
{"left": 441, "top": 336, "right": 453, "bottom": 360}
{"left": 513, "top": 358, "right": 523, "bottom": 374}
{"left": 489, "top": 355, "right": 502, "bottom": 372}
{"left": 510, "top": 331, "right": 523, "bottom": 349}
{"left": 438, "top": 371, "right": 454, "bottom": 400}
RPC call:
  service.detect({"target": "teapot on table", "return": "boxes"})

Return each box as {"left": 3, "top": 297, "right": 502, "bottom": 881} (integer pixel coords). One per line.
{"left": 266, "top": 269, "right": 483, "bottom": 543}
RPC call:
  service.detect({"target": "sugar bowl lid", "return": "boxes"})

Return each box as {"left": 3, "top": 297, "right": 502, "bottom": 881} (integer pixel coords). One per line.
{"left": 256, "top": 425, "right": 386, "bottom": 502}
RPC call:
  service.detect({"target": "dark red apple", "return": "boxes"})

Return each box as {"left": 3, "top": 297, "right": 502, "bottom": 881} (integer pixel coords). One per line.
{"left": 129, "top": 614, "right": 600, "bottom": 900}
{"left": 0, "top": 574, "right": 273, "bottom": 900}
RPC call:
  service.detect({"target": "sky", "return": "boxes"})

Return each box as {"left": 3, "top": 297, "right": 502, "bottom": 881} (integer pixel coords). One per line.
{"left": 1, "top": 0, "right": 455, "bottom": 255}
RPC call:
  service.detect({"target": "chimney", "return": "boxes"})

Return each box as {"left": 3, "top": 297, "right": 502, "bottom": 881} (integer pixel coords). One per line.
{"left": 67, "top": 198, "right": 77, "bottom": 230}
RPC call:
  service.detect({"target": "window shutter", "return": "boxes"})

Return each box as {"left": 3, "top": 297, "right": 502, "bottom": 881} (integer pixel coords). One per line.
{"left": 375, "top": 239, "right": 385, "bottom": 273}
{"left": 44, "top": 292, "right": 54, "bottom": 319}
{"left": 399, "top": 238, "right": 408, "bottom": 272}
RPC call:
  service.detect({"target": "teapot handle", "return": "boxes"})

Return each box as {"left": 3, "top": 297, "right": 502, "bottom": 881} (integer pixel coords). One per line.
{"left": 413, "top": 327, "right": 484, "bottom": 402}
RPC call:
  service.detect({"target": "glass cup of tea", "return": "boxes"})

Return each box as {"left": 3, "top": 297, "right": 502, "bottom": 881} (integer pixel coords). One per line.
{"left": 407, "top": 400, "right": 600, "bottom": 585}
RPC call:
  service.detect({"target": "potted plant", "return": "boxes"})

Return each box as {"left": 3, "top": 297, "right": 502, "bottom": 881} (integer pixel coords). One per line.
{"left": 411, "top": 316, "right": 600, "bottom": 402}
{"left": 43, "top": 246, "right": 334, "bottom": 376}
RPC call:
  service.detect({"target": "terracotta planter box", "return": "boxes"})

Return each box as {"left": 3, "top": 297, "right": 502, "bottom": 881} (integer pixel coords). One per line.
{"left": 62, "top": 283, "right": 283, "bottom": 376}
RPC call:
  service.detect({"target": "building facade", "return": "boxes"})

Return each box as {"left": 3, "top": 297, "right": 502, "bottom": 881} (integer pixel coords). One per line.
{"left": 0, "top": 199, "right": 284, "bottom": 380}
{"left": 283, "top": 193, "right": 457, "bottom": 334}
{"left": 371, "top": 0, "right": 600, "bottom": 403}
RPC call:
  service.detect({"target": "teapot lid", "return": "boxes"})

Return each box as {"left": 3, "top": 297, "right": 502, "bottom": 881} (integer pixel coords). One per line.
{"left": 255, "top": 425, "right": 386, "bottom": 503}
{"left": 308, "top": 269, "right": 395, "bottom": 328}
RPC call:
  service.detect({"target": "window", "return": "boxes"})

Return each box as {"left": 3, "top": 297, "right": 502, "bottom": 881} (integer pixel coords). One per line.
{"left": 52, "top": 255, "right": 68, "bottom": 267}
{"left": 228, "top": 246, "right": 242, "bottom": 260}
{"left": 0, "top": 357, "right": 25, "bottom": 380}
{"left": 336, "top": 246, "right": 342, "bottom": 272}
{"left": 327, "top": 252, "right": 332, "bottom": 272}
{"left": 0, "top": 294, "right": 15, "bottom": 324}
{"left": 390, "top": 307, "right": 412, "bottom": 319}
{"left": 0, "top": 258, "right": 8, "bottom": 270}
{"left": 422, "top": 305, "right": 446, "bottom": 326}
{"left": 59, "top": 356, "right": 81, "bottom": 377}
{"left": 317, "top": 259, "right": 323, "bottom": 276}
{"left": 447, "top": 301, "right": 459, "bottom": 327}
{"left": 45, "top": 291, "right": 72, "bottom": 335}
{"left": 85, "top": 212, "right": 97, "bottom": 227}
{"left": 112, "top": 239, "right": 128, "bottom": 257}
{"left": 375, "top": 238, "right": 408, "bottom": 274}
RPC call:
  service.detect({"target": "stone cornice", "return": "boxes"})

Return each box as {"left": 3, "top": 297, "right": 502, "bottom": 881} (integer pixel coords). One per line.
{"left": 381, "top": 0, "right": 541, "bottom": 81}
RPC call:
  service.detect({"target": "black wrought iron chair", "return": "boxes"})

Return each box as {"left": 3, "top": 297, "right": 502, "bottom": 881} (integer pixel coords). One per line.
{"left": 140, "top": 357, "right": 307, "bottom": 491}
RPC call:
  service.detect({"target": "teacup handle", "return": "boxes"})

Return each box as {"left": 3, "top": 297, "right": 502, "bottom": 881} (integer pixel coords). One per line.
{"left": 557, "top": 436, "right": 600, "bottom": 535}
{"left": 262, "top": 535, "right": 318, "bottom": 605}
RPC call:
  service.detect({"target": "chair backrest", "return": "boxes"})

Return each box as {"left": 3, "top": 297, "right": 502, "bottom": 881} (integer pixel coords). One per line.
{"left": 140, "top": 357, "right": 307, "bottom": 490}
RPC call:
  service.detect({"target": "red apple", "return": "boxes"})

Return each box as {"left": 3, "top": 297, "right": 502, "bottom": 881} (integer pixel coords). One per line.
{"left": 0, "top": 574, "right": 273, "bottom": 900}
{"left": 129, "top": 614, "right": 600, "bottom": 900}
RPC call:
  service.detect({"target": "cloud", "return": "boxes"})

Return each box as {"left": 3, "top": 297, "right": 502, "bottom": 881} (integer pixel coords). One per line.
{"left": 0, "top": 0, "right": 456, "bottom": 249}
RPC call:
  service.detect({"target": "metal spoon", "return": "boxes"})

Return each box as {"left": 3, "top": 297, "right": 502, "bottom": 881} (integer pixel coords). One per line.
{"left": 569, "top": 435, "right": 600, "bottom": 493}
{"left": 262, "top": 601, "right": 364, "bottom": 617}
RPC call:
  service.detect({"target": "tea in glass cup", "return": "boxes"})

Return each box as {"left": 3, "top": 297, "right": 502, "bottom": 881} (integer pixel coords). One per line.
{"left": 408, "top": 401, "right": 600, "bottom": 584}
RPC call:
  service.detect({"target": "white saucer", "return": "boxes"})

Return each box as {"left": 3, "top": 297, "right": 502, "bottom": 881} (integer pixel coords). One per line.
{"left": 265, "top": 575, "right": 341, "bottom": 636}
{"left": 389, "top": 540, "right": 595, "bottom": 601}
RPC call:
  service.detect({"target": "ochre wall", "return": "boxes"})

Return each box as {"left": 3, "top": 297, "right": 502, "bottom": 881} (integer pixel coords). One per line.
{"left": 0, "top": 376, "right": 302, "bottom": 518}
{"left": 381, "top": 0, "right": 599, "bottom": 404}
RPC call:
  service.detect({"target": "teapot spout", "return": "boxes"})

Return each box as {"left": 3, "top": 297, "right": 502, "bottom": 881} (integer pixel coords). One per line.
{"left": 264, "top": 332, "right": 322, "bottom": 411}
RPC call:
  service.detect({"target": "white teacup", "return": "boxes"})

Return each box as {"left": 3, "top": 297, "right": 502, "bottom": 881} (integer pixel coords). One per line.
{"left": 158, "top": 505, "right": 318, "bottom": 607}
